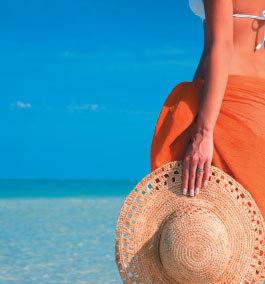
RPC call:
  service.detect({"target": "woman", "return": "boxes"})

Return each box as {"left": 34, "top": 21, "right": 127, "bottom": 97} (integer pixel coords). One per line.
{"left": 150, "top": 0, "right": 265, "bottom": 219}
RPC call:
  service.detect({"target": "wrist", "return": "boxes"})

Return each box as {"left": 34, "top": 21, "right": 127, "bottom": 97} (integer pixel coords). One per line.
{"left": 194, "top": 113, "right": 215, "bottom": 136}
{"left": 193, "top": 124, "right": 214, "bottom": 139}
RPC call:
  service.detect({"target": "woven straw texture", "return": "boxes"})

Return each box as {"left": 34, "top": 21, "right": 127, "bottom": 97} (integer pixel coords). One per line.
{"left": 115, "top": 161, "right": 265, "bottom": 284}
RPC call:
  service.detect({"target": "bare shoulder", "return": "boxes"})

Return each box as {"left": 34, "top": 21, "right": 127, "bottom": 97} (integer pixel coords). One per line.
{"left": 203, "top": 0, "right": 233, "bottom": 44}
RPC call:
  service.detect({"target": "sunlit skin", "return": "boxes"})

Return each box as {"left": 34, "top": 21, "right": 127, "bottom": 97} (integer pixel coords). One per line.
{"left": 182, "top": 0, "right": 265, "bottom": 196}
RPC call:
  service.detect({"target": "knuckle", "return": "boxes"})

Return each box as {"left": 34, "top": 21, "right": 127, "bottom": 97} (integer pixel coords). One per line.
{"left": 199, "top": 156, "right": 206, "bottom": 163}
{"left": 207, "top": 157, "right": 212, "bottom": 163}
{"left": 191, "top": 156, "right": 198, "bottom": 163}
{"left": 190, "top": 172, "right": 196, "bottom": 178}
{"left": 184, "top": 156, "right": 190, "bottom": 164}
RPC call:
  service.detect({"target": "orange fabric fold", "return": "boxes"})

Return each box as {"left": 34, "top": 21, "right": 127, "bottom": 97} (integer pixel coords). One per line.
{"left": 150, "top": 74, "right": 265, "bottom": 219}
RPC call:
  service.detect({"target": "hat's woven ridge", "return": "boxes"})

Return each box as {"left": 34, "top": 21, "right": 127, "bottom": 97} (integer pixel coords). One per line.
{"left": 115, "top": 160, "right": 265, "bottom": 284}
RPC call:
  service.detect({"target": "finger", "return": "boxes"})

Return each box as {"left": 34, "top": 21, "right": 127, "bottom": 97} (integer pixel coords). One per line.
{"left": 195, "top": 159, "right": 205, "bottom": 195}
{"left": 188, "top": 156, "right": 198, "bottom": 197}
{"left": 182, "top": 156, "right": 190, "bottom": 195}
{"left": 202, "top": 159, "right": 211, "bottom": 188}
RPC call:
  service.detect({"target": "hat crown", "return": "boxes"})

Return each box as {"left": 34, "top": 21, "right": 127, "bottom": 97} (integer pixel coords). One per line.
{"left": 159, "top": 208, "right": 232, "bottom": 283}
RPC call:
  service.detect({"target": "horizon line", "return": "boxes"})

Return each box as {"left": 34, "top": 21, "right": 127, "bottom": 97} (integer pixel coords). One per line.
{"left": 0, "top": 177, "right": 140, "bottom": 182}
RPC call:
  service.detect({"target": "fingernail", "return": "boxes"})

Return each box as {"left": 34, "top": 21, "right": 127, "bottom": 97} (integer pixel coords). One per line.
{"left": 190, "top": 189, "right": 194, "bottom": 197}
{"left": 195, "top": 187, "right": 200, "bottom": 194}
{"left": 203, "top": 180, "right": 208, "bottom": 187}
{"left": 183, "top": 188, "right": 187, "bottom": 195}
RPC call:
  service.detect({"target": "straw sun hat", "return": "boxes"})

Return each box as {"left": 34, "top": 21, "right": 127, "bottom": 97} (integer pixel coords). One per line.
{"left": 115, "top": 160, "right": 265, "bottom": 284}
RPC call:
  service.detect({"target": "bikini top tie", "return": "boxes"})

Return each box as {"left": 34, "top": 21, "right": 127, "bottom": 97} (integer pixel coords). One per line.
{"left": 189, "top": 0, "right": 265, "bottom": 50}
{"left": 233, "top": 10, "right": 265, "bottom": 50}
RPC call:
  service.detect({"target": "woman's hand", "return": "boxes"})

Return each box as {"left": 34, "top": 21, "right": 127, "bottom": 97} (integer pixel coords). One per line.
{"left": 182, "top": 130, "right": 213, "bottom": 196}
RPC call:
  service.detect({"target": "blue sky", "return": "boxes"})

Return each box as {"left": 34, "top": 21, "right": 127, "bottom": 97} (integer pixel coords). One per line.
{"left": 2, "top": 0, "right": 204, "bottom": 180}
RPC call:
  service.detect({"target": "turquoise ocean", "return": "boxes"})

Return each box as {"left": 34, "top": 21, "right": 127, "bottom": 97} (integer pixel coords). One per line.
{"left": 2, "top": 179, "right": 265, "bottom": 284}
{"left": 0, "top": 179, "right": 137, "bottom": 283}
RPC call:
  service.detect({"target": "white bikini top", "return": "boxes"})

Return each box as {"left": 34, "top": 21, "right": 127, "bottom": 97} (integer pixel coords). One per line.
{"left": 189, "top": 0, "right": 265, "bottom": 50}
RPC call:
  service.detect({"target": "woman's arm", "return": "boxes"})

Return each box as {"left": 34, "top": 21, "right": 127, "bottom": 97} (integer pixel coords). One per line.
{"left": 193, "top": 19, "right": 211, "bottom": 80}
{"left": 195, "top": 0, "right": 234, "bottom": 134}
{"left": 182, "top": 0, "right": 233, "bottom": 197}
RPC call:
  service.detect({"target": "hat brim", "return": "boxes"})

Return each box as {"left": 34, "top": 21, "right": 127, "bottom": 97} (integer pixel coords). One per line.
{"left": 115, "top": 161, "right": 265, "bottom": 283}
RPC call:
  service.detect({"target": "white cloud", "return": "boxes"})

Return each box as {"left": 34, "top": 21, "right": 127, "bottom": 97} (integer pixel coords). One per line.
{"left": 90, "top": 104, "right": 98, "bottom": 110}
{"left": 10, "top": 101, "right": 32, "bottom": 109}
{"left": 69, "top": 104, "right": 90, "bottom": 110}
{"left": 68, "top": 104, "right": 103, "bottom": 112}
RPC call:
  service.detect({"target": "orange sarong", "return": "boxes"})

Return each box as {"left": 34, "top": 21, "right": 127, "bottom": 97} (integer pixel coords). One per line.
{"left": 150, "top": 74, "right": 265, "bottom": 219}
